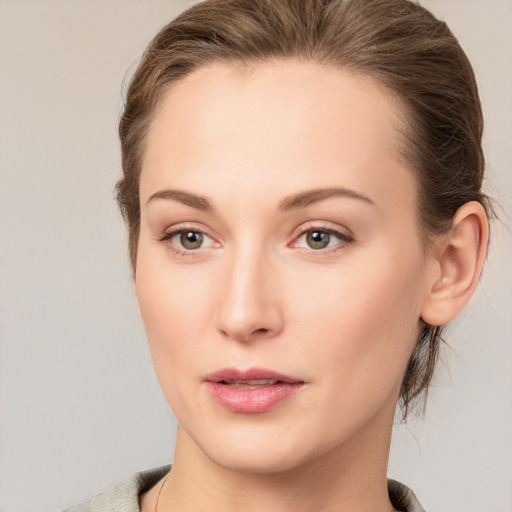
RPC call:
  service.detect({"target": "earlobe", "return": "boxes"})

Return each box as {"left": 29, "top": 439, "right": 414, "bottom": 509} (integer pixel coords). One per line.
{"left": 421, "top": 201, "right": 489, "bottom": 327}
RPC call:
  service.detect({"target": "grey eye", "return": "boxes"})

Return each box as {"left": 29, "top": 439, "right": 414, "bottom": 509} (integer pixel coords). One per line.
{"left": 180, "top": 231, "right": 204, "bottom": 249}
{"left": 306, "top": 230, "right": 330, "bottom": 249}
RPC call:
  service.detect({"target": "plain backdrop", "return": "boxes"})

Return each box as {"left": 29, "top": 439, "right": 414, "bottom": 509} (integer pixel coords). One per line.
{"left": 0, "top": 1, "right": 510, "bottom": 511}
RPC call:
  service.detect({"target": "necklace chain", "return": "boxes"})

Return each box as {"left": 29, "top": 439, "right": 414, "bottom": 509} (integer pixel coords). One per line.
{"left": 154, "top": 472, "right": 170, "bottom": 512}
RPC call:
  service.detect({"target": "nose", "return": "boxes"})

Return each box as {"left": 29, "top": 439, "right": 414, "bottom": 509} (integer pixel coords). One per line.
{"left": 215, "top": 249, "right": 283, "bottom": 343}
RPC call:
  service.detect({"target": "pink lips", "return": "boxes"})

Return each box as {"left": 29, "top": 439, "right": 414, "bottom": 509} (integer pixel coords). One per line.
{"left": 204, "top": 367, "right": 304, "bottom": 413}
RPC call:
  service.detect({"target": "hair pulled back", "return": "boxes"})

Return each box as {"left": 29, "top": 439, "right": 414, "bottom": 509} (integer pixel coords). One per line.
{"left": 117, "top": 0, "right": 490, "bottom": 417}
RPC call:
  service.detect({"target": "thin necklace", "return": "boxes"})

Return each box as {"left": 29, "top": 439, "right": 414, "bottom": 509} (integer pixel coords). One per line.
{"left": 154, "top": 471, "right": 170, "bottom": 512}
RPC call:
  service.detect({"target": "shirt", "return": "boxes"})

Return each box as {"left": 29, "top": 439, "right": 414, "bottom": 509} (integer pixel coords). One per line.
{"left": 64, "top": 464, "right": 427, "bottom": 512}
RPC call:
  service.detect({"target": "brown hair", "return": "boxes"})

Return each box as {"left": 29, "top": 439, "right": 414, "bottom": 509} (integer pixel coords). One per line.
{"left": 117, "top": 0, "right": 490, "bottom": 417}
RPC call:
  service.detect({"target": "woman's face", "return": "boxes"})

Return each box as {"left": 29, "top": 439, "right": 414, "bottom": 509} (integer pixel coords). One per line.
{"left": 136, "top": 61, "right": 431, "bottom": 473}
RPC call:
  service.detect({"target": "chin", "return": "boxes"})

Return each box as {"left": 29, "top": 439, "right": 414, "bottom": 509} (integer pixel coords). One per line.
{"left": 185, "top": 419, "right": 346, "bottom": 476}
{"left": 205, "top": 439, "right": 312, "bottom": 475}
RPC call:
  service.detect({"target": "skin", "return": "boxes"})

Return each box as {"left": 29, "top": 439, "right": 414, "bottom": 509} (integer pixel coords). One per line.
{"left": 135, "top": 61, "right": 488, "bottom": 512}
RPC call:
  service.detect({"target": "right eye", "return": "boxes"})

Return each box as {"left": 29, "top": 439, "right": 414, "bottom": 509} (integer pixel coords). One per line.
{"left": 176, "top": 230, "right": 204, "bottom": 250}
{"left": 161, "top": 228, "right": 218, "bottom": 254}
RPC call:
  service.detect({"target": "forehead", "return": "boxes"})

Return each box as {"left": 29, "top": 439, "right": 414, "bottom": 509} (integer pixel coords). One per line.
{"left": 141, "top": 60, "right": 414, "bottom": 211}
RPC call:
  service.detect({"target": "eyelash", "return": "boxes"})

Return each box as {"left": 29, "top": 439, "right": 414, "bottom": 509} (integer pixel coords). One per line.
{"left": 290, "top": 226, "right": 355, "bottom": 255}
{"left": 159, "top": 226, "right": 218, "bottom": 256}
{"left": 159, "top": 225, "right": 355, "bottom": 256}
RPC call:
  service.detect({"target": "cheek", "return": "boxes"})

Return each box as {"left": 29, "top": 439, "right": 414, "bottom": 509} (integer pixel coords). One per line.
{"left": 135, "top": 248, "right": 215, "bottom": 380}
{"left": 136, "top": 262, "right": 215, "bottom": 421}
{"left": 287, "top": 245, "right": 424, "bottom": 390}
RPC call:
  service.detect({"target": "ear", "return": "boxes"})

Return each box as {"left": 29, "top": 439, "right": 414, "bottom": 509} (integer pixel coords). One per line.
{"left": 421, "top": 201, "right": 489, "bottom": 326}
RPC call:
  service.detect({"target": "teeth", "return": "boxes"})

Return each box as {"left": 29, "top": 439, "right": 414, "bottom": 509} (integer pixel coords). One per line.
{"left": 243, "top": 379, "right": 278, "bottom": 385}
{"left": 224, "top": 379, "right": 279, "bottom": 389}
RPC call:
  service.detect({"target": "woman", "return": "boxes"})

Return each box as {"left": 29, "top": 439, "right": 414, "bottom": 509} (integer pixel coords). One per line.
{"left": 66, "top": 0, "right": 490, "bottom": 510}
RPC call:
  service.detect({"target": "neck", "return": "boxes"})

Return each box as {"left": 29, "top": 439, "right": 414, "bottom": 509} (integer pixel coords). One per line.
{"left": 156, "top": 403, "right": 398, "bottom": 512}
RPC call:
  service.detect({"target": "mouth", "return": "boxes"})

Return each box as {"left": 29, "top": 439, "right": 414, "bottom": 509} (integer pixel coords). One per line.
{"left": 219, "top": 379, "right": 282, "bottom": 390}
{"left": 204, "top": 367, "right": 305, "bottom": 413}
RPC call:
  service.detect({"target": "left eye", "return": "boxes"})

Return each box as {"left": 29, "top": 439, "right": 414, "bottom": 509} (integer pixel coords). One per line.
{"left": 294, "top": 228, "right": 351, "bottom": 250}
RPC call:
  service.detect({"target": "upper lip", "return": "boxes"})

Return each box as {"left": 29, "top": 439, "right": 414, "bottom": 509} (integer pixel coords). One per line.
{"left": 204, "top": 367, "right": 303, "bottom": 384}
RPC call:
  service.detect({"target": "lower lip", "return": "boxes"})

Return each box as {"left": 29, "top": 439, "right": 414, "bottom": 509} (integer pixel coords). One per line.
{"left": 205, "top": 382, "right": 303, "bottom": 413}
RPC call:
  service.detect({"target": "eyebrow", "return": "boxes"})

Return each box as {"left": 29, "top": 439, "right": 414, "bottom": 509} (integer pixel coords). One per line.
{"left": 278, "top": 187, "right": 374, "bottom": 211}
{"left": 146, "top": 189, "right": 214, "bottom": 211}
{"left": 146, "top": 186, "right": 374, "bottom": 212}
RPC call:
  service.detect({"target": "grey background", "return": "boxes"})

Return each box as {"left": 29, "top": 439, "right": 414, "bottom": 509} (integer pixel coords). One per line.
{"left": 0, "top": 1, "right": 510, "bottom": 511}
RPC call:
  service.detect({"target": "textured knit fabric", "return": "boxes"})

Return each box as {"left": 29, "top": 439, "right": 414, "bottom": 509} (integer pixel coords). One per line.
{"left": 64, "top": 464, "right": 427, "bottom": 512}
{"left": 63, "top": 465, "right": 170, "bottom": 512}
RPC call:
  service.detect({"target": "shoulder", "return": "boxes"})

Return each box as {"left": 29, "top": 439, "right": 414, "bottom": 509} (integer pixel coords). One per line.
{"left": 388, "top": 478, "right": 428, "bottom": 512}
{"left": 64, "top": 467, "right": 424, "bottom": 512}
{"left": 63, "top": 465, "right": 171, "bottom": 512}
